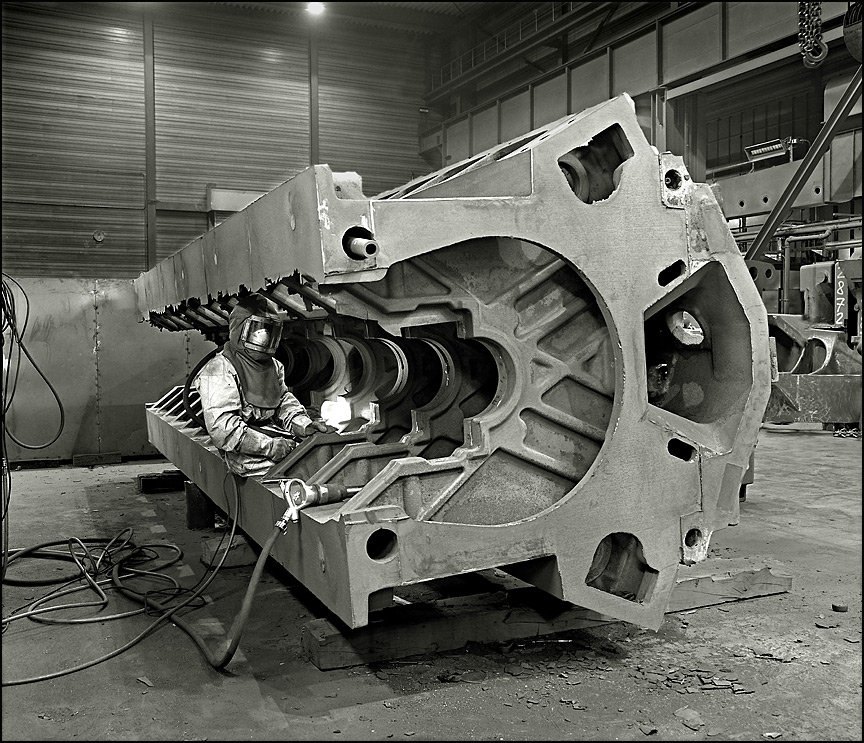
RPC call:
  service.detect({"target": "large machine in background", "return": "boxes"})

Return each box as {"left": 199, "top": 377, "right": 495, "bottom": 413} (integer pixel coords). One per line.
{"left": 711, "top": 64, "right": 862, "bottom": 432}
{"left": 134, "top": 95, "right": 771, "bottom": 631}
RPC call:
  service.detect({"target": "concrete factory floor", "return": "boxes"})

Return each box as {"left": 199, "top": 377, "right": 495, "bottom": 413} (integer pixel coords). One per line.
{"left": 2, "top": 423, "right": 861, "bottom": 742}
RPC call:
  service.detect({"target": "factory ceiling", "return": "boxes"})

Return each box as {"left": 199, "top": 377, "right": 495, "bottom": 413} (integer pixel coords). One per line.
{"left": 211, "top": 1, "right": 506, "bottom": 35}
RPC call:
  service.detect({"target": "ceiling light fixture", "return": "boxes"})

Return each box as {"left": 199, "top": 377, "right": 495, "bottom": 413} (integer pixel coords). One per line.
{"left": 306, "top": 2, "right": 325, "bottom": 15}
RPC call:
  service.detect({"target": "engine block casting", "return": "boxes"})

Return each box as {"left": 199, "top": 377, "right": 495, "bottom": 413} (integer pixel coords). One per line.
{"left": 135, "top": 94, "right": 771, "bottom": 630}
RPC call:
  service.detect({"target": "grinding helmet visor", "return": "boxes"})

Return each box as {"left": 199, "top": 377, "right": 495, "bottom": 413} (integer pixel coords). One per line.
{"left": 239, "top": 315, "right": 282, "bottom": 354}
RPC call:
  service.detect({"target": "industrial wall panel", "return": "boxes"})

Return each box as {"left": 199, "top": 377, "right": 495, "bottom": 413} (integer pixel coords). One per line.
{"left": 1, "top": 2, "right": 146, "bottom": 277}
{"left": 533, "top": 72, "right": 567, "bottom": 128}
{"left": 726, "top": 2, "right": 798, "bottom": 59}
{"left": 317, "top": 26, "right": 432, "bottom": 197}
{"left": 1, "top": 163, "right": 145, "bottom": 211}
{"left": 156, "top": 211, "right": 209, "bottom": 264}
{"left": 4, "top": 278, "right": 211, "bottom": 463}
{"left": 152, "top": 8, "right": 310, "bottom": 204}
{"left": 471, "top": 105, "right": 499, "bottom": 155}
{"left": 570, "top": 55, "right": 609, "bottom": 114}
{"left": 2, "top": 203, "right": 146, "bottom": 278}
{"left": 95, "top": 280, "right": 214, "bottom": 457}
{"left": 612, "top": 31, "right": 657, "bottom": 98}
{"left": 500, "top": 90, "right": 531, "bottom": 142}
{"left": 704, "top": 64, "right": 821, "bottom": 170}
{"left": 824, "top": 72, "right": 863, "bottom": 119}
{"left": 446, "top": 117, "right": 470, "bottom": 164}
{"left": 826, "top": 129, "right": 863, "bottom": 203}
{"left": 662, "top": 3, "right": 721, "bottom": 84}
{"left": 3, "top": 278, "right": 98, "bottom": 461}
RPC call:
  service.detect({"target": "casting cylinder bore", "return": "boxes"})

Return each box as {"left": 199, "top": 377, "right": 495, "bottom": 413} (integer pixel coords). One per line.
{"left": 281, "top": 325, "right": 495, "bottom": 442}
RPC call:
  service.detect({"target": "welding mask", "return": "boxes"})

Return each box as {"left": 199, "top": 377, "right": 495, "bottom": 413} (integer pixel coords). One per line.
{"left": 238, "top": 314, "right": 282, "bottom": 356}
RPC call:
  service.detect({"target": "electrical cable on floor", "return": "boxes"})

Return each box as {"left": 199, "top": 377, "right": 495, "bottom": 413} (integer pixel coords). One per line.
{"left": 115, "top": 519, "right": 283, "bottom": 670}
{"left": 1, "top": 497, "right": 235, "bottom": 685}
{"left": 2, "top": 530, "right": 187, "bottom": 626}
{"left": 2, "top": 470, "right": 285, "bottom": 684}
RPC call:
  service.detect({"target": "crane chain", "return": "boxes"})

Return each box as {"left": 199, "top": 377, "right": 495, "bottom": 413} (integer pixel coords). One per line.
{"left": 799, "top": 1, "right": 828, "bottom": 68}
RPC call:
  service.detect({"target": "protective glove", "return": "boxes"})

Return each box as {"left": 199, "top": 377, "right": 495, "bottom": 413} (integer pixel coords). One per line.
{"left": 265, "top": 436, "right": 296, "bottom": 461}
{"left": 299, "top": 420, "right": 338, "bottom": 436}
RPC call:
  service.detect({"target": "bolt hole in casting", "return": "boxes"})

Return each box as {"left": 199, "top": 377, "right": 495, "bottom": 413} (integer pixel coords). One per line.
{"left": 657, "top": 260, "right": 686, "bottom": 287}
{"left": 666, "top": 309, "right": 704, "bottom": 346}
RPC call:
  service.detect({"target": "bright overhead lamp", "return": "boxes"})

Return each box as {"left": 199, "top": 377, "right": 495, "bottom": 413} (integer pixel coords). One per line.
{"left": 306, "top": 2, "right": 325, "bottom": 15}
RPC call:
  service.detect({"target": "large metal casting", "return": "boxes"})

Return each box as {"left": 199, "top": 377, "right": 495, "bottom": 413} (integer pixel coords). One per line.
{"left": 765, "top": 313, "right": 862, "bottom": 425}
{"left": 135, "top": 94, "right": 771, "bottom": 631}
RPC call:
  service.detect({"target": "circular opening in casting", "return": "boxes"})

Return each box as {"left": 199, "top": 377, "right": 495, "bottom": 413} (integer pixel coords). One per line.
{"left": 366, "top": 528, "right": 397, "bottom": 561}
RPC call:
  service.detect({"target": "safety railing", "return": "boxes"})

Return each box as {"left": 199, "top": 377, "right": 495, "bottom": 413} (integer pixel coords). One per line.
{"left": 430, "top": 1, "right": 577, "bottom": 91}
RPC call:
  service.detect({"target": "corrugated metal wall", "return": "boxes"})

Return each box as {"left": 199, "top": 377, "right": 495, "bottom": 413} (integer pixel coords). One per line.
{"left": 2, "top": 1, "right": 436, "bottom": 274}
{"left": 2, "top": 2, "right": 147, "bottom": 277}
{"left": 317, "top": 25, "right": 432, "bottom": 197}
{"left": 152, "top": 9, "right": 311, "bottom": 197}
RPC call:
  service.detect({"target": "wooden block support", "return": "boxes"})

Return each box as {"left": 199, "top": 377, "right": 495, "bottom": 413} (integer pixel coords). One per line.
{"left": 137, "top": 469, "right": 187, "bottom": 493}
{"left": 185, "top": 481, "right": 215, "bottom": 530}
{"left": 301, "top": 559, "right": 793, "bottom": 670}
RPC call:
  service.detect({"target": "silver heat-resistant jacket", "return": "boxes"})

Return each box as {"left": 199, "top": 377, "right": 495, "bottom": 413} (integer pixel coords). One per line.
{"left": 192, "top": 352, "right": 313, "bottom": 478}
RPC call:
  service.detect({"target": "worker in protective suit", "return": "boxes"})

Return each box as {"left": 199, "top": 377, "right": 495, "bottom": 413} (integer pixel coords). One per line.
{"left": 193, "top": 293, "right": 336, "bottom": 478}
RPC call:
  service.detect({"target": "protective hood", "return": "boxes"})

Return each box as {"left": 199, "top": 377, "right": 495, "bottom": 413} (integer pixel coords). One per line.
{"left": 221, "top": 295, "right": 283, "bottom": 409}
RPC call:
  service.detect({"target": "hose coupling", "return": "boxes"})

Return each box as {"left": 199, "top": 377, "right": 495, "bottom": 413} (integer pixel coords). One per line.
{"left": 276, "top": 478, "right": 360, "bottom": 527}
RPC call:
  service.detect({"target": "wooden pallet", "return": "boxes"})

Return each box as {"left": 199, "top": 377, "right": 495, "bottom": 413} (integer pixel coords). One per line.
{"left": 301, "top": 558, "right": 792, "bottom": 670}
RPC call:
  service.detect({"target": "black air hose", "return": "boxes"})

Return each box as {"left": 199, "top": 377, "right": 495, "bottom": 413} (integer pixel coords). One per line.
{"left": 110, "top": 474, "right": 283, "bottom": 671}
{"left": 125, "top": 524, "right": 283, "bottom": 670}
